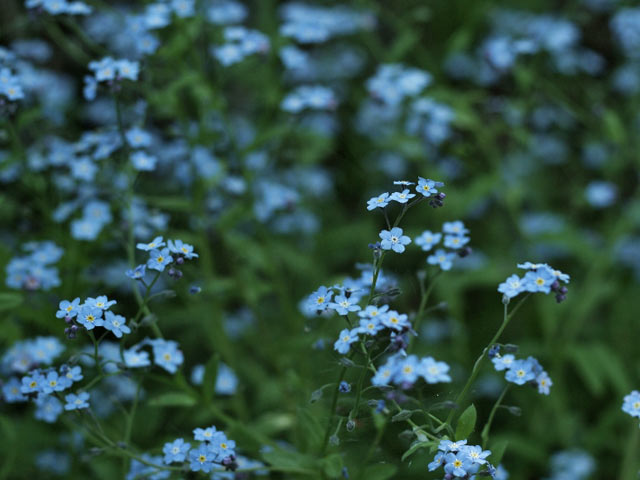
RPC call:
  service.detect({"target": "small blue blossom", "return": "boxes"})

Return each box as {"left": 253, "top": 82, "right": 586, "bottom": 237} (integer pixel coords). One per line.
{"left": 415, "top": 231, "right": 442, "bottom": 252}
{"left": 416, "top": 177, "right": 443, "bottom": 197}
{"left": 418, "top": 357, "right": 451, "bottom": 383}
{"left": 389, "top": 189, "right": 415, "bottom": 204}
{"left": 150, "top": 339, "right": 184, "bottom": 374}
{"left": 34, "top": 395, "right": 63, "bottom": 423}
{"left": 64, "top": 391, "right": 90, "bottom": 410}
{"left": 444, "top": 234, "right": 470, "bottom": 249}
{"left": 41, "top": 371, "right": 66, "bottom": 394}
{"left": 504, "top": 359, "right": 536, "bottom": 385}
{"left": 396, "top": 355, "right": 420, "bottom": 383}
{"left": 126, "top": 127, "right": 152, "bottom": 148}
{"left": 163, "top": 438, "right": 191, "bottom": 464}
{"left": 147, "top": 248, "right": 174, "bottom": 272}
{"left": 126, "top": 264, "right": 147, "bottom": 280}
{"left": 537, "top": 372, "right": 553, "bottom": 395}
{"left": 438, "top": 439, "right": 468, "bottom": 453}
{"left": 306, "top": 286, "right": 333, "bottom": 313}
{"left": 86, "top": 295, "right": 116, "bottom": 310}
{"left": 77, "top": 305, "right": 104, "bottom": 330}
{"left": 137, "top": 236, "right": 165, "bottom": 252}
{"left": 193, "top": 425, "right": 218, "bottom": 442}
{"left": 380, "top": 310, "right": 410, "bottom": 331}
{"left": 428, "top": 451, "right": 446, "bottom": 471}
{"left": 498, "top": 274, "right": 526, "bottom": 299}
{"left": 357, "top": 318, "right": 383, "bottom": 336}
{"left": 124, "top": 349, "right": 151, "bottom": 368}
{"left": 2, "top": 378, "right": 27, "bottom": 402}
{"left": 622, "top": 391, "right": 640, "bottom": 418}
{"left": 523, "top": 267, "right": 555, "bottom": 293}
{"left": 131, "top": 151, "right": 158, "bottom": 171}
{"left": 56, "top": 297, "right": 81, "bottom": 319}
{"left": 209, "top": 431, "right": 236, "bottom": 461}
{"left": 367, "top": 192, "right": 390, "bottom": 211}
{"left": 168, "top": 239, "right": 198, "bottom": 259}
{"left": 444, "top": 452, "right": 474, "bottom": 477}
{"left": 442, "top": 221, "right": 469, "bottom": 235}
{"left": 21, "top": 372, "right": 45, "bottom": 394}
{"left": 189, "top": 444, "right": 215, "bottom": 472}
{"left": 333, "top": 328, "right": 359, "bottom": 354}
{"left": 492, "top": 354, "right": 515, "bottom": 371}
{"left": 328, "top": 295, "right": 361, "bottom": 315}
{"left": 379, "top": 227, "right": 411, "bottom": 253}
{"left": 427, "top": 249, "right": 456, "bottom": 271}
{"left": 103, "top": 311, "right": 131, "bottom": 338}
{"left": 463, "top": 445, "right": 491, "bottom": 465}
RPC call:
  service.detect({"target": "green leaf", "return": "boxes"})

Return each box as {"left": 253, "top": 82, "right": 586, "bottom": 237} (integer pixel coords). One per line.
{"left": 455, "top": 404, "right": 477, "bottom": 440}
{"left": 261, "top": 449, "right": 315, "bottom": 470}
{"left": 202, "top": 353, "right": 220, "bottom": 403}
{"left": 297, "top": 408, "right": 323, "bottom": 452}
{"left": 401, "top": 440, "right": 433, "bottom": 462}
{"left": 490, "top": 439, "right": 509, "bottom": 465}
{"left": 0, "top": 292, "right": 23, "bottom": 312}
{"left": 321, "top": 453, "right": 344, "bottom": 478}
{"left": 362, "top": 464, "right": 398, "bottom": 480}
{"left": 148, "top": 392, "right": 197, "bottom": 408}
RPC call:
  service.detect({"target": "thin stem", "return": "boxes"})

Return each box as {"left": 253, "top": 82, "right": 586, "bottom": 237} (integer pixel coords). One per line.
{"left": 443, "top": 294, "right": 530, "bottom": 429}
{"left": 408, "top": 270, "right": 442, "bottom": 353}
{"left": 481, "top": 385, "right": 509, "bottom": 449}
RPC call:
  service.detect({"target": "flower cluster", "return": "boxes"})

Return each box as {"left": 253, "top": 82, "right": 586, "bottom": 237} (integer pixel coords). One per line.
{"left": 122, "top": 338, "right": 184, "bottom": 374}
{"left": 5, "top": 241, "right": 63, "bottom": 291}
{"left": 372, "top": 353, "right": 451, "bottom": 388}
{"left": 129, "top": 236, "right": 198, "bottom": 278}
{"left": 544, "top": 449, "right": 595, "bottom": 480}
{"left": 0, "top": 67, "right": 24, "bottom": 101}
{"left": 366, "top": 64, "right": 431, "bottom": 106}
{"left": 498, "top": 262, "right": 570, "bottom": 302}
{"left": 84, "top": 57, "right": 140, "bottom": 100}
{"left": 70, "top": 200, "right": 112, "bottom": 240}
{"left": 416, "top": 220, "right": 471, "bottom": 271}
{"left": 491, "top": 347, "right": 552, "bottom": 395}
{"left": 13, "top": 363, "right": 86, "bottom": 423}
{"left": 26, "top": 0, "right": 92, "bottom": 15}
{"left": 428, "top": 439, "right": 495, "bottom": 478}
{"left": 211, "top": 26, "right": 270, "bottom": 66}
{"left": 281, "top": 85, "right": 337, "bottom": 113}
{"left": 158, "top": 425, "right": 238, "bottom": 473}
{"left": 57, "top": 295, "right": 130, "bottom": 339}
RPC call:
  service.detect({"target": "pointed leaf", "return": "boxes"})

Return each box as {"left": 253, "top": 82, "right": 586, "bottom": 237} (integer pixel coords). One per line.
{"left": 455, "top": 404, "right": 477, "bottom": 440}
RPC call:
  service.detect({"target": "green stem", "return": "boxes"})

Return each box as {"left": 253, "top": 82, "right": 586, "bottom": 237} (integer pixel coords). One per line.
{"left": 408, "top": 270, "right": 441, "bottom": 353}
{"left": 443, "top": 294, "right": 530, "bottom": 429}
{"left": 481, "top": 385, "right": 509, "bottom": 449}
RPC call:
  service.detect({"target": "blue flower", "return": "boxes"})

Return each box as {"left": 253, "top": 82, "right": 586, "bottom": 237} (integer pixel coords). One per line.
{"left": 126, "top": 264, "right": 147, "bottom": 280}
{"left": 193, "top": 425, "right": 218, "bottom": 442}
{"left": 163, "top": 438, "right": 191, "bottom": 464}
{"left": 622, "top": 391, "right": 640, "bottom": 418}
{"left": 131, "top": 151, "right": 157, "bottom": 171}
{"left": 306, "top": 286, "right": 333, "bottom": 313}
{"left": 438, "top": 439, "right": 467, "bottom": 453}
{"left": 367, "top": 192, "right": 390, "bottom": 210}
{"left": 462, "top": 445, "right": 491, "bottom": 465}
{"left": 64, "top": 392, "right": 90, "bottom": 410}
{"left": 85, "top": 295, "right": 117, "bottom": 310}
{"left": 357, "top": 318, "right": 383, "bottom": 335}
{"left": 416, "top": 177, "right": 443, "bottom": 197}
{"left": 358, "top": 304, "right": 389, "bottom": 320}
{"left": 137, "top": 236, "right": 165, "bottom": 251}
{"left": 77, "top": 305, "right": 104, "bottom": 330}
{"left": 498, "top": 274, "right": 526, "bottom": 299}
{"left": 442, "top": 221, "right": 468, "bottom": 235}
{"left": 379, "top": 227, "right": 411, "bottom": 253}
{"left": 168, "top": 239, "right": 199, "bottom": 259}
{"left": 103, "top": 311, "right": 131, "bottom": 338}
{"left": 492, "top": 354, "right": 515, "bottom": 371}
{"left": 523, "top": 266, "right": 555, "bottom": 293}
{"left": 427, "top": 249, "right": 456, "bottom": 271}
{"left": 389, "top": 189, "right": 415, "bottom": 204}
{"left": 147, "top": 248, "right": 174, "bottom": 272}
{"left": 444, "top": 452, "right": 473, "bottom": 477}
{"left": 328, "top": 295, "right": 361, "bottom": 315}
{"left": 505, "top": 359, "right": 536, "bottom": 385}
{"left": 151, "top": 339, "right": 184, "bottom": 374}
{"left": 444, "top": 234, "right": 470, "bottom": 249}
{"left": 209, "top": 431, "right": 236, "bottom": 461}
{"left": 2, "top": 378, "right": 26, "bottom": 402}
{"left": 537, "top": 372, "right": 553, "bottom": 395}
{"left": 215, "top": 363, "right": 238, "bottom": 395}
{"left": 60, "top": 365, "right": 83, "bottom": 385}
{"left": 380, "top": 310, "right": 410, "bottom": 331}
{"left": 428, "top": 451, "right": 445, "bottom": 471}
{"left": 415, "top": 230, "right": 441, "bottom": 251}
{"left": 56, "top": 297, "right": 81, "bottom": 319}
{"left": 189, "top": 444, "right": 215, "bottom": 472}
{"left": 333, "top": 329, "right": 359, "bottom": 354}
{"left": 418, "top": 357, "right": 451, "bottom": 383}
{"left": 21, "top": 372, "right": 45, "bottom": 394}
{"left": 396, "top": 355, "right": 420, "bottom": 383}
{"left": 42, "top": 371, "right": 66, "bottom": 394}
{"left": 371, "top": 361, "right": 396, "bottom": 387}
{"left": 35, "top": 395, "right": 63, "bottom": 423}
{"left": 124, "top": 349, "right": 151, "bottom": 368}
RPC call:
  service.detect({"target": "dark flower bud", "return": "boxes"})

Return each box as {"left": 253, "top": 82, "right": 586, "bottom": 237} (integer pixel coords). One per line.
{"left": 457, "top": 246, "right": 472, "bottom": 258}
{"left": 222, "top": 455, "right": 238, "bottom": 471}
{"left": 64, "top": 316, "right": 73, "bottom": 324}
{"left": 339, "top": 381, "right": 351, "bottom": 393}
{"left": 551, "top": 281, "right": 560, "bottom": 291}
{"left": 176, "top": 256, "right": 184, "bottom": 265}
{"left": 488, "top": 344, "right": 500, "bottom": 358}
{"left": 189, "top": 285, "right": 201, "bottom": 294}
{"left": 560, "top": 286, "right": 568, "bottom": 295}
{"left": 555, "top": 293, "right": 566, "bottom": 303}
{"left": 346, "top": 420, "right": 356, "bottom": 432}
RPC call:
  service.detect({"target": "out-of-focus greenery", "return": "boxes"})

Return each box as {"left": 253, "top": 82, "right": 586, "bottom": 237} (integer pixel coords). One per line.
{"left": 1, "top": 0, "right": 639, "bottom": 479}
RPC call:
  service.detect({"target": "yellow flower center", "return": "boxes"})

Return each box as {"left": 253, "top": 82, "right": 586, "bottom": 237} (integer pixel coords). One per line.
{"left": 454, "top": 460, "right": 462, "bottom": 468}
{"left": 157, "top": 256, "right": 164, "bottom": 263}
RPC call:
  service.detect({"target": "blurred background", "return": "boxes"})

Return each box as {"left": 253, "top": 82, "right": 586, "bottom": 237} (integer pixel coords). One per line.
{"left": 1, "top": 0, "right": 640, "bottom": 479}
